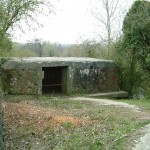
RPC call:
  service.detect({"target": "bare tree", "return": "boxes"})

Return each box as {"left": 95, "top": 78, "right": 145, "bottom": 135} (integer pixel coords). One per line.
{"left": 90, "top": 0, "right": 131, "bottom": 57}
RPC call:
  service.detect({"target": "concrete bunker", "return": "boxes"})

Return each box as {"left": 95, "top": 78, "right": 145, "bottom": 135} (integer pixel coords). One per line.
{"left": 0, "top": 57, "right": 124, "bottom": 96}
{"left": 42, "top": 67, "right": 67, "bottom": 94}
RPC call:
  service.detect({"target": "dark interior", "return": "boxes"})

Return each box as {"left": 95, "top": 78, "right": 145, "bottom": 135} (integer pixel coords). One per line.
{"left": 42, "top": 67, "right": 63, "bottom": 94}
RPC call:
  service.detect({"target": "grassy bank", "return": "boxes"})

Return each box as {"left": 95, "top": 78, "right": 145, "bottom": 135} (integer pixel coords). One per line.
{"left": 121, "top": 99, "right": 150, "bottom": 110}
{"left": 3, "top": 95, "right": 150, "bottom": 150}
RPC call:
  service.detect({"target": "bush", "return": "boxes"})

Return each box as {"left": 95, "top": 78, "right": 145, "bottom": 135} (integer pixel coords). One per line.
{"left": 115, "top": 1, "right": 150, "bottom": 98}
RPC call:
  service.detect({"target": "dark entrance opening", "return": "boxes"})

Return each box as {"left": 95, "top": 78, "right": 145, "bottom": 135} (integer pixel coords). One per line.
{"left": 42, "top": 67, "right": 67, "bottom": 94}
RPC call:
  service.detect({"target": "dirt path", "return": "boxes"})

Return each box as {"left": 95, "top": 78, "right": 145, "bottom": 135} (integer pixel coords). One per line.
{"left": 70, "top": 97, "right": 140, "bottom": 112}
{"left": 132, "top": 124, "right": 150, "bottom": 150}
{"left": 70, "top": 97, "right": 150, "bottom": 150}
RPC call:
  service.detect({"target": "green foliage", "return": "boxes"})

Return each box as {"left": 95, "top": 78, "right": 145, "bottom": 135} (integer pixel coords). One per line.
{"left": 0, "top": 34, "right": 12, "bottom": 53}
{"left": 0, "top": 0, "right": 52, "bottom": 52}
{"left": 122, "top": 98, "right": 150, "bottom": 110}
{"left": 123, "top": 1, "right": 150, "bottom": 71}
{"left": 0, "top": 0, "right": 50, "bottom": 34}
{"left": 115, "top": 41, "right": 145, "bottom": 97}
{"left": 116, "top": 1, "right": 150, "bottom": 97}
{"left": 146, "top": 55, "right": 150, "bottom": 69}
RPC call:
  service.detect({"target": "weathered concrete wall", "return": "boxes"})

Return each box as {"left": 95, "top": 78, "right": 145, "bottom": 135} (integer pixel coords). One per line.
{"left": 71, "top": 62, "right": 119, "bottom": 94}
{"left": 3, "top": 69, "right": 41, "bottom": 95}
{"left": 1, "top": 57, "right": 120, "bottom": 95}
{"left": 73, "top": 68, "right": 108, "bottom": 93}
{"left": 107, "top": 63, "right": 120, "bottom": 92}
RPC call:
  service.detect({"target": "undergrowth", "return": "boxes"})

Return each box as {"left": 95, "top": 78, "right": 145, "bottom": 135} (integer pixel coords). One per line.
{"left": 3, "top": 95, "right": 150, "bottom": 150}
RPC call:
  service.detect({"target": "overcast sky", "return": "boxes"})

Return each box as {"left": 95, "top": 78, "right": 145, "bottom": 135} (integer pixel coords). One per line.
{"left": 11, "top": 0, "right": 135, "bottom": 44}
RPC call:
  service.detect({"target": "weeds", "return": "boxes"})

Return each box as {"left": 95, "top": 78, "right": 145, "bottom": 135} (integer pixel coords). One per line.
{"left": 3, "top": 96, "right": 150, "bottom": 150}
{"left": 121, "top": 99, "right": 150, "bottom": 110}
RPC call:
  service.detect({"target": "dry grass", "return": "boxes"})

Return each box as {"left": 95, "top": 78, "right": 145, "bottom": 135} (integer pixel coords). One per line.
{"left": 2, "top": 96, "right": 150, "bottom": 150}
{"left": 3, "top": 101, "right": 85, "bottom": 134}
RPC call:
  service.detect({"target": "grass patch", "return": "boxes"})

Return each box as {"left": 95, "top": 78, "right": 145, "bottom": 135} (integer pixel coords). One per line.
{"left": 121, "top": 98, "right": 150, "bottom": 110}
{"left": 3, "top": 95, "right": 150, "bottom": 150}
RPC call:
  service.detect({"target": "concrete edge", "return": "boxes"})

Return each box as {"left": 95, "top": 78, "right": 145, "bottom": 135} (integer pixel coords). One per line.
{"left": 87, "top": 91, "right": 128, "bottom": 98}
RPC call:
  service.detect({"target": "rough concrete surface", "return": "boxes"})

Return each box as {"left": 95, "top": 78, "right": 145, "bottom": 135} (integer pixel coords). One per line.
{"left": 1, "top": 57, "right": 120, "bottom": 95}
{"left": 88, "top": 91, "right": 128, "bottom": 98}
